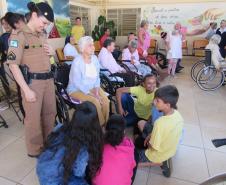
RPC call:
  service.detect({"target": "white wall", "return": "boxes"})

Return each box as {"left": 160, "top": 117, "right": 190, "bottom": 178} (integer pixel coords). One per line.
{"left": 97, "top": 0, "right": 226, "bottom": 6}
{"left": 0, "top": 0, "right": 7, "bottom": 34}
{"left": 0, "top": 0, "right": 7, "bottom": 16}
{"left": 105, "top": 0, "right": 225, "bottom": 55}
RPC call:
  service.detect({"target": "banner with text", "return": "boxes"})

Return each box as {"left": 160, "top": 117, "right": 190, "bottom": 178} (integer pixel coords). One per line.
{"left": 142, "top": 2, "right": 226, "bottom": 36}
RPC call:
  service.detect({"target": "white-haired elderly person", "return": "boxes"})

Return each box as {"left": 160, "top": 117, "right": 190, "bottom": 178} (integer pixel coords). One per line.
{"left": 206, "top": 34, "right": 226, "bottom": 70}
{"left": 122, "top": 39, "right": 152, "bottom": 76}
{"left": 67, "top": 36, "right": 109, "bottom": 126}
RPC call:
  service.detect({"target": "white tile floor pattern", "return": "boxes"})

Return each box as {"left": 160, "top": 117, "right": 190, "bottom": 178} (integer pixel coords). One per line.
{"left": 0, "top": 56, "right": 226, "bottom": 185}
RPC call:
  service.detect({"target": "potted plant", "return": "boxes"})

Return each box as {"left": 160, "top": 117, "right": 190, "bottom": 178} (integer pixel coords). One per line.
{"left": 92, "top": 15, "right": 117, "bottom": 41}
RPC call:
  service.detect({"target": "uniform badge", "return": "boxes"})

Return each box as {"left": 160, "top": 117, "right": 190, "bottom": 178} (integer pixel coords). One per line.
{"left": 9, "top": 40, "right": 18, "bottom": 48}
{"left": 7, "top": 51, "right": 16, "bottom": 60}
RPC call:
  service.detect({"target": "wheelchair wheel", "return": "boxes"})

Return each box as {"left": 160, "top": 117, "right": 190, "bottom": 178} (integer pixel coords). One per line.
{"left": 55, "top": 90, "right": 70, "bottom": 124}
{"left": 191, "top": 60, "right": 206, "bottom": 82}
{"left": 155, "top": 52, "right": 167, "bottom": 69}
{"left": 196, "top": 66, "right": 224, "bottom": 91}
{"left": 100, "top": 74, "right": 115, "bottom": 95}
{"left": 120, "top": 63, "right": 132, "bottom": 73}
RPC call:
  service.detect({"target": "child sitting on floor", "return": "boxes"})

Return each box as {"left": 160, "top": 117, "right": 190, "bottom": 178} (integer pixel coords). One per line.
{"left": 135, "top": 85, "right": 184, "bottom": 173}
{"left": 36, "top": 102, "right": 103, "bottom": 185}
{"left": 92, "top": 114, "right": 136, "bottom": 185}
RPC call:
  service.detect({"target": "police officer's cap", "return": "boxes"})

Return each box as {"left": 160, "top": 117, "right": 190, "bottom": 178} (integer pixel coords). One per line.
{"left": 27, "top": 2, "right": 54, "bottom": 22}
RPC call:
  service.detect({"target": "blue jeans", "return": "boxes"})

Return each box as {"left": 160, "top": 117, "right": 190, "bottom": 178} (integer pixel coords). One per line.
{"left": 121, "top": 93, "right": 139, "bottom": 126}
{"left": 121, "top": 93, "right": 163, "bottom": 126}
{"left": 152, "top": 106, "right": 163, "bottom": 123}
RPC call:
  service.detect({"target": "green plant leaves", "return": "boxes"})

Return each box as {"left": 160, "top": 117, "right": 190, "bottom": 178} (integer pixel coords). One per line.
{"left": 92, "top": 15, "right": 117, "bottom": 41}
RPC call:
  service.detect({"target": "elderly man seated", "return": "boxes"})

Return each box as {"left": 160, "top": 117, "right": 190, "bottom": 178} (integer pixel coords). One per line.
{"left": 122, "top": 39, "right": 152, "bottom": 76}
{"left": 98, "top": 38, "right": 135, "bottom": 86}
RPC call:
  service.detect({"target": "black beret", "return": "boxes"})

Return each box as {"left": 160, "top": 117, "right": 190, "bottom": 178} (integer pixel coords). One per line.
{"left": 36, "top": 2, "right": 54, "bottom": 22}
{"left": 27, "top": 2, "right": 54, "bottom": 22}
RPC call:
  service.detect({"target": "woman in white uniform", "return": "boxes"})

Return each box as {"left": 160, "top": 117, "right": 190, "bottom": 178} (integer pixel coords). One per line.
{"left": 166, "top": 23, "right": 185, "bottom": 77}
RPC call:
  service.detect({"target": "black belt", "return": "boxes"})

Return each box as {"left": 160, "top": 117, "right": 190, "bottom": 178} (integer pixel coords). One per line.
{"left": 29, "top": 71, "right": 53, "bottom": 80}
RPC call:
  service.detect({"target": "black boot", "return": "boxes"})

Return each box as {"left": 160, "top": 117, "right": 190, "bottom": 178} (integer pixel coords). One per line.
{"left": 212, "top": 138, "right": 226, "bottom": 148}
{"left": 161, "top": 160, "right": 171, "bottom": 177}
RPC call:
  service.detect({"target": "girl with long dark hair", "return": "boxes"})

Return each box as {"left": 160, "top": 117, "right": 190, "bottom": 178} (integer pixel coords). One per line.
{"left": 36, "top": 101, "right": 104, "bottom": 185}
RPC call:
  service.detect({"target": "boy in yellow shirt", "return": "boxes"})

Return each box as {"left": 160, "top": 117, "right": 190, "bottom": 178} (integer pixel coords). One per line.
{"left": 136, "top": 85, "right": 183, "bottom": 176}
{"left": 116, "top": 74, "right": 158, "bottom": 126}
{"left": 71, "top": 17, "right": 85, "bottom": 44}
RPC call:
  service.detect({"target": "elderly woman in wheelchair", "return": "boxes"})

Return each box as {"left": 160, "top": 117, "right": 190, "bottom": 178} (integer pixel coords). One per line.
{"left": 196, "top": 34, "right": 226, "bottom": 91}
{"left": 122, "top": 39, "right": 152, "bottom": 77}
{"left": 205, "top": 34, "right": 226, "bottom": 70}
{"left": 67, "top": 36, "right": 109, "bottom": 126}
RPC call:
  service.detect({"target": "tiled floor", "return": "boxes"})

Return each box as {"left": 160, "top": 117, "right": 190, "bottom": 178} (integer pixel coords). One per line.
{"left": 1, "top": 56, "right": 226, "bottom": 185}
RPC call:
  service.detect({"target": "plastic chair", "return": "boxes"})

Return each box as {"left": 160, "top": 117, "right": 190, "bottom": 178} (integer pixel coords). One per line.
{"left": 56, "top": 48, "right": 73, "bottom": 63}
{"left": 94, "top": 41, "right": 101, "bottom": 55}
{"left": 182, "top": 40, "right": 188, "bottom": 55}
{"left": 148, "top": 39, "right": 157, "bottom": 55}
{"left": 0, "top": 73, "right": 23, "bottom": 122}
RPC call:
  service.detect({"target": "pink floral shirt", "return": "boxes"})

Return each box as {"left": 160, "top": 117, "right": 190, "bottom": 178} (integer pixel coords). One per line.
{"left": 138, "top": 27, "right": 151, "bottom": 51}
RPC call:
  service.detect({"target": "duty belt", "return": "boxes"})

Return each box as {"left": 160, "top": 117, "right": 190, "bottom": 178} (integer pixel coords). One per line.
{"left": 29, "top": 71, "right": 53, "bottom": 80}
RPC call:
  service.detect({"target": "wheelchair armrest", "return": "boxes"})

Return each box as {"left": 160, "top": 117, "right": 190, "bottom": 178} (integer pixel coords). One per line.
{"left": 121, "top": 60, "right": 139, "bottom": 72}
{"left": 121, "top": 60, "right": 131, "bottom": 63}
{"left": 55, "top": 81, "right": 64, "bottom": 87}
{"left": 194, "top": 47, "right": 206, "bottom": 50}
{"left": 100, "top": 68, "right": 110, "bottom": 72}
{"left": 100, "top": 68, "right": 119, "bottom": 82}
{"left": 140, "top": 60, "right": 147, "bottom": 65}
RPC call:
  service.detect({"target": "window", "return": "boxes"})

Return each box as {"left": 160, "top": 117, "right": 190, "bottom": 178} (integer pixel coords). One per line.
{"left": 107, "top": 8, "right": 141, "bottom": 36}
{"left": 69, "top": 5, "right": 91, "bottom": 35}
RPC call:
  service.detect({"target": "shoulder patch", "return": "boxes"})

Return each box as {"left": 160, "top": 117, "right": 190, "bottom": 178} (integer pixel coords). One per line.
{"left": 7, "top": 51, "right": 16, "bottom": 60}
{"left": 9, "top": 40, "right": 18, "bottom": 48}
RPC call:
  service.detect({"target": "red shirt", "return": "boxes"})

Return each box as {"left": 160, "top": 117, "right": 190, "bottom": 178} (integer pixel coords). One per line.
{"left": 100, "top": 34, "right": 109, "bottom": 47}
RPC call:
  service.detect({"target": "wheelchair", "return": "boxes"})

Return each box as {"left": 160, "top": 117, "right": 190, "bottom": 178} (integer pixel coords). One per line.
{"left": 191, "top": 59, "right": 206, "bottom": 82}
{"left": 155, "top": 51, "right": 168, "bottom": 69}
{"left": 52, "top": 63, "right": 78, "bottom": 124}
{"left": 53, "top": 64, "right": 119, "bottom": 123}
{"left": 196, "top": 50, "right": 226, "bottom": 91}
{"left": 118, "top": 60, "right": 144, "bottom": 84}
{"left": 138, "top": 52, "right": 166, "bottom": 77}
{"left": 100, "top": 68, "right": 125, "bottom": 96}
